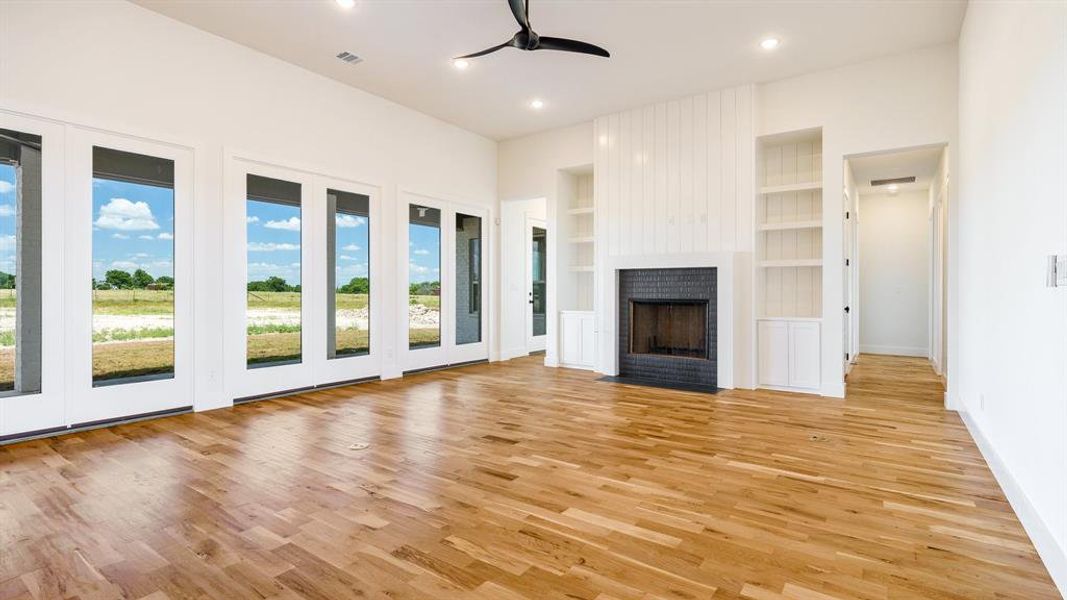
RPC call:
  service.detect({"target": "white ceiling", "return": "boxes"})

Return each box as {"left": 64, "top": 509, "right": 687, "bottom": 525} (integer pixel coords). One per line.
{"left": 134, "top": 0, "right": 966, "bottom": 141}
{"left": 849, "top": 146, "right": 945, "bottom": 195}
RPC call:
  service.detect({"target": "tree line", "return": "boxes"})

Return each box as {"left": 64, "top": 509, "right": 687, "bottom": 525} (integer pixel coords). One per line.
{"left": 245, "top": 276, "right": 372, "bottom": 294}
{"left": 94, "top": 269, "right": 173, "bottom": 290}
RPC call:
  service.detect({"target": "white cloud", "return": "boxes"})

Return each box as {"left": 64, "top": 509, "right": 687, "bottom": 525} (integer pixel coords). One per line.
{"left": 112, "top": 233, "right": 129, "bottom": 239}
{"left": 109, "top": 260, "right": 139, "bottom": 271}
{"left": 335, "top": 214, "right": 366, "bottom": 228}
{"left": 246, "top": 216, "right": 260, "bottom": 224}
{"left": 0, "top": 204, "right": 14, "bottom": 217}
{"left": 94, "top": 198, "right": 160, "bottom": 231}
{"left": 409, "top": 262, "right": 431, "bottom": 275}
{"left": 138, "top": 235, "right": 155, "bottom": 240}
{"left": 342, "top": 244, "right": 361, "bottom": 251}
{"left": 0, "top": 235, "right": 14, "bottom": 251}
{"left": 339, "top": 255, "right": 363, "bottom": 261}
{"left": 265, "top": 217, "right": 301, "bottom": 231}
{"left": 248, "top": 242, "right": 299, "bottom": 252}
{"left": 412, "top": 248, "right": 430, "bottom": 256}
{"left": 158, "top": 232, "right": 173, "bottom": 240}
{"left": 0, "top": 181, "right": 14, "bottom": 194}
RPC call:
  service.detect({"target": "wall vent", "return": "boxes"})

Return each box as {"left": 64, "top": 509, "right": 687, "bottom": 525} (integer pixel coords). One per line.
{"left": 336, "top": 51, "right": 363, "bottom": 65}
{"left": 870, "top": 176, "right": 916, "bottom": 186}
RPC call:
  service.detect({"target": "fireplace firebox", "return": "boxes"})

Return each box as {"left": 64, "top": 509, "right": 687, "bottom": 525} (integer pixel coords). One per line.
{"left": 613, "top": 268, "right": 717, "bottom": 392}
{"left": 629, "top": 300, "right": 708, "bottom": 359}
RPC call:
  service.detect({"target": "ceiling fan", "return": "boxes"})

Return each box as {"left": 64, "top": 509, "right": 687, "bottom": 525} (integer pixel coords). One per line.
{"left": 455, "top": 0, "right": 611, "bottom": 60}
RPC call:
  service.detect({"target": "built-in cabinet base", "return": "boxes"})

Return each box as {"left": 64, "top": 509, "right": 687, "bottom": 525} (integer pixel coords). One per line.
{"left": 559, "top": 310, "right": 596, "bottom": 370}
{"left": 757, "top": 318, "right": 821, "bottom": 392}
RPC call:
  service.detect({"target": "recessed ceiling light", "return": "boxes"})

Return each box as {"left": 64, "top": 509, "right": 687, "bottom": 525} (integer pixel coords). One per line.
{"left": 452, "top": 58, "right": 470, "bottom": 71}
{"left": 760, "top": 37, "right": 780, "bottom": 51}
{"left": 336, "top": 0, "right": 356, "bottom": 8}
{"left": 529, "top": 98, "right": 545, "bottom": 110}
{"left": 887, "top": 184, "right": 899, "bottom": 193}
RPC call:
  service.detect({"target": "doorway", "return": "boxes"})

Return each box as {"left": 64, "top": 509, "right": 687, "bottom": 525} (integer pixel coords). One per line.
{"left": 844, "top": 145, "right": 948, "bottom": 387}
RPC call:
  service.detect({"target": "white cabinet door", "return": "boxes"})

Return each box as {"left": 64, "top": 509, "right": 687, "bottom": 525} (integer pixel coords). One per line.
{"left": 579, "top": 315, "right": 596, "bottom": 366}
{"left": 757, "top": 321, "right": 790, "bottom": 386}
{"left": 788, "top": 321, "right": 821, "bottom": 389}
{"left": 560, "top": 313, "right": 582, "bottom": 365}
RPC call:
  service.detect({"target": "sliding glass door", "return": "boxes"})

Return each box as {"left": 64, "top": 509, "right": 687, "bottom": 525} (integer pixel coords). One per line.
{"left": 401, "top": 192, "right": 488, "bottom": 371}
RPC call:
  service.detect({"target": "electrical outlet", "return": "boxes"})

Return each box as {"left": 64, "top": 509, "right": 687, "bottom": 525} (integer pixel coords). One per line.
{"left": 1048, "top": 254, "right": 1067, "bottom": 287}
{"left": 979, "top": 393, "right": 986, "bottom": 411}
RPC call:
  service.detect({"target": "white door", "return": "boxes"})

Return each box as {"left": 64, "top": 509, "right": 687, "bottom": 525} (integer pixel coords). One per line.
{"left": 66, "top": 128, "right": 194, "bottom": 424}
{"left": 526, "top": 218, "right": 547, "bottom": 352}
{"left": 0, "top": 112, "right": 66, "bottom": 436}
{"left": 401, "top": 192, "right": 489, "bottom": 371}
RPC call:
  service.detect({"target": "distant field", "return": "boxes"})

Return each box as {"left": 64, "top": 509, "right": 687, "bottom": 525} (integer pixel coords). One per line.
{"left": 0, "top": 290, "right": 441, "bottom": 387}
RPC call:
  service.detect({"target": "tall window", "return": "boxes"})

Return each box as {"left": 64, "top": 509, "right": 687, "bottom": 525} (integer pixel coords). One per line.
{"left": 91, "top": 147, "right": 175, "bottom": 385}
{"left": 0, "top": 128, "right": 42, "bottom": 395}
{"left": 408, "top": 204, "right": 440, "bottom": 348}
{"left": 328, "top": 189, "right": 369, "bottom": 358}
{"left": 246, "top": 174, "right": 302, "bottom": 368}
{"left": 455, "top": 213, "right": 482, "bottom": 345}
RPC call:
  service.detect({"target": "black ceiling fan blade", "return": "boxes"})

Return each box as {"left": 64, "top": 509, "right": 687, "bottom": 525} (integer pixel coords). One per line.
{"left": 455, "top": 41, "right": 512, "bottom": 59}
{"left": 508, "top": 0, "right": 529, "bottom": 30}
{"left": 535, "top": 36, "right": 610, "bottom": 58}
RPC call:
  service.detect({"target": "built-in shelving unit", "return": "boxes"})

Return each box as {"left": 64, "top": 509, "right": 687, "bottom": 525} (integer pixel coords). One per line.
{"left": 756, "top": 129, "right": 823, "bottom": 392}
{"left": 557, "top": 165, "right": 596, "bottom": 370}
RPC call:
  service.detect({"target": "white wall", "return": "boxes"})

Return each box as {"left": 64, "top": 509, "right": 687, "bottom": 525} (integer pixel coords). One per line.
{"left": 956, "top": 1, "right": 1067, "bottom": 593}
{"left": 858, "top": 190, "right": 930, "bottom": 357}
{"left": 758, "top": 43, "right": 958, "bottom": 396}
{"left": 0, "top": 0, "right": 496, "bottom": 427}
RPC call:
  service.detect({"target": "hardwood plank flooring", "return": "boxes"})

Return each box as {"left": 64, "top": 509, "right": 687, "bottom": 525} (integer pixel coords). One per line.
{"left": 0, "top": 354, "right": 1059, "bottom": 599}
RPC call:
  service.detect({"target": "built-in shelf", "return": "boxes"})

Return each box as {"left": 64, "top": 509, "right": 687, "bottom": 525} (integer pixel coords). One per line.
{"left": 568, "top": 236, "right": 594, "bottom": 244}
{"left": 760, "top": 258, "right": 822, "bottom": 268}
{"left": 760, "top": 181, "right": 822, "bottom": 195}
{"left": 567, "top": 207, "right": 594, "bottom": 215}
{"left": 569, "top": 265, "right": 595, "bottom": 272}
{"left": 758, "top": 219, "right": 822, "bottom": 231}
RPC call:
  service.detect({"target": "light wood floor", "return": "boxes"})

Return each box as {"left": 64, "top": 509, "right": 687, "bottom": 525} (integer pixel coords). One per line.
{"left": 0, "top": 355, "right": 1059, "bottom": 599}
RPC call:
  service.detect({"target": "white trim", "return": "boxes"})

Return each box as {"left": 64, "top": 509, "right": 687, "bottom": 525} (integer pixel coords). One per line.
{"left": 858, "top": 344, "right": 928, "bottom": 357}
{"left": 959, "top": 409, "right": 1067, "bottom": 597}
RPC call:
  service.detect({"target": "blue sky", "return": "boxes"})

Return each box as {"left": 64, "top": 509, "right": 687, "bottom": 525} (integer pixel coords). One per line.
{"left": 0, "top": 164, "right": 14, "bottom": 276}
{"left": 92, "top": 178, "right": 174, "bottom": 281}
{"left": 409, "top": 222, "right": 440, "bottom": 284}
{"left": 246, "top": 199, "right": 302, "bottom": 285}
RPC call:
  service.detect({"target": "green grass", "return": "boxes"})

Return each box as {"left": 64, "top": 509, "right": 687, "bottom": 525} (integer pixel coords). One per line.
{"left": 94, "top": 327, "right": 174, "bottom": 343}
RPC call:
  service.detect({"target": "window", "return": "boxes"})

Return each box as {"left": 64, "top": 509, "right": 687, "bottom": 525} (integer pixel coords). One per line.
{"left": 0, "top": 128, "right": 42, "bottom": 395}
{"left": 328, "top": 189, "right": 369, "bottom": 358}
{"left": 455, "top": 213, "right": 481, "bottom": 345}
{"left": 408, "top": 204, "right": 440, "bottom": 349}
{"left": 91, "top": 146, "right": 175, "bottom": 385}
{"left": 246, "top": 174, "right": 302, "bottom": 368}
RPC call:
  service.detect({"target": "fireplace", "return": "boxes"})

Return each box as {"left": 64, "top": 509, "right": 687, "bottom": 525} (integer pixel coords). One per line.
{"left": 629, "top": 300, "right": 708, "bottom": 359}
{"left": 615, "top": 268, "right": 717, "bottom": 391}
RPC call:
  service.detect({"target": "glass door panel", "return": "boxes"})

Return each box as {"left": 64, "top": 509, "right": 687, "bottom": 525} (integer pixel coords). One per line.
{"left": 328, "top": 189, "right": 370, "bottom": 359}
{"left": 91, "top": 147, "right": 175, "bottom": 386}
{"left": 408, "top": 204, "right": 441, "bottom": 349}
{"left": 531, "top": 226, "right": 547, "bottom": 337}
{"left": 455, "top": 213, "right": 482, "bottom": 346}
{"left": 245, "top": 174, "right": 302, "bottom": 368}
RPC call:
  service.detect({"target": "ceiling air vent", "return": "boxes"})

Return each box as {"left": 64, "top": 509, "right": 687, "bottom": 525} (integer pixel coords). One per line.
{"left": 336, "top": 51, "right": 363, "bottom": 65}
{"left": 871, "top": 176, "right": 916, "bottom": 187}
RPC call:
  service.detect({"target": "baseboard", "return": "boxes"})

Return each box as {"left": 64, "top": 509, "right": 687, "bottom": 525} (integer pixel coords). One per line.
{"left": 959, "top": 409, "right": 1067, "bottom": 596}
{"left": 821, "top": 381, "right": 846, "bottom": 398}
{"left": 859, "top": 344, "right": 928, "bottom": 357}
{"left": 499, "top": 347, "right": 528, "bottom": 361}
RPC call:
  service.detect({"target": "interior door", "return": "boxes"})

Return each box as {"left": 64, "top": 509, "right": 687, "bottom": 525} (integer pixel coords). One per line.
{"left": 526, "top": 219, "right": 547, "bottom": 352}
{"left": 66, "top": 128, "right": 194, "bottom": 424}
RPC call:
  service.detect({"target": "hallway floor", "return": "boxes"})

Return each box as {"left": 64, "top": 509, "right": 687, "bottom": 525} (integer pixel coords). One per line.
{"left": 0, "top": 355, "right": 1058, "bottom": 599}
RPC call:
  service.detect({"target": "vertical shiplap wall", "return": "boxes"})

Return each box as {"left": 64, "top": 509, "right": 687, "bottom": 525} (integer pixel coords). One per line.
{"left": 593, "top": 85, "right": 755, "bottom": 259}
